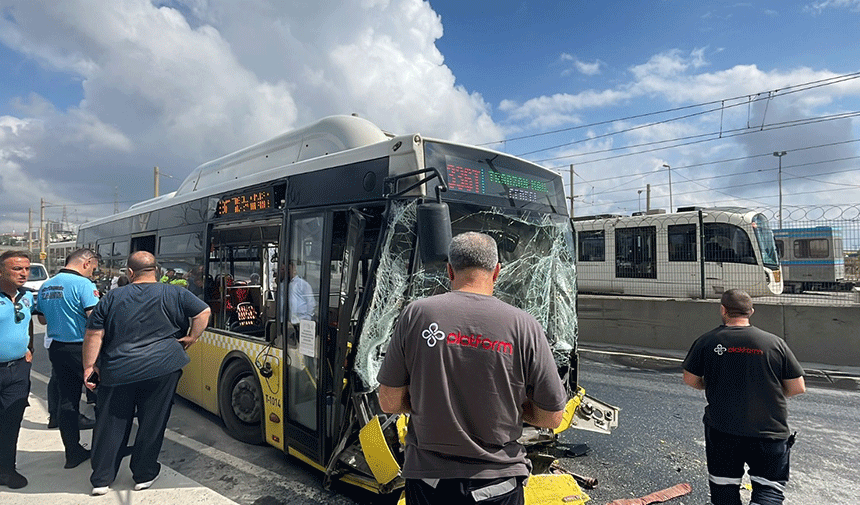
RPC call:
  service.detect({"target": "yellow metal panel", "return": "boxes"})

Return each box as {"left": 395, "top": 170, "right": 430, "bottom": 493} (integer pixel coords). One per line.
{"left": 177, "top": 330, "right": 285, "bottom": 450}
{"left": 396, "top": 414, "right": 408, "bottom": 445}
{"left": 261, "top": 358, "right": 284, "bottom": 451}
{"left": 359, "top": 416, "right": 401, "bottom": 485}
{"left": 554, "top": 388, "right": 585, "bottom": 434}
{"left": 288, "top": 446, "right": 326, "bottom": 472}
{"left": 524, "top": 474, "right": 589, "bottom": 505}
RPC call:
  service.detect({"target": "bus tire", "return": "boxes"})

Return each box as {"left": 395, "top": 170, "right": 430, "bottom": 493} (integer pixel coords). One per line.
{"left": 219, "top": 359, "right": 264, "bottom": 444}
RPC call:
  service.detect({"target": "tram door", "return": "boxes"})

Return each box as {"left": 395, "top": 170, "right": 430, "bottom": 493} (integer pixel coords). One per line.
{"left": 284, "top": 213, "right": 325, "bottom": 459}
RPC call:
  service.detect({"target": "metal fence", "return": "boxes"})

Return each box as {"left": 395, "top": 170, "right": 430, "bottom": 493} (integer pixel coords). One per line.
{"left": 573, "top": 206, "right": 860, "bottom": 306}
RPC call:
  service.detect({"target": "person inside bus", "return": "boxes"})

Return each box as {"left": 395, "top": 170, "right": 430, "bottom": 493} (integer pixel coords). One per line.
{"left": 288, "top": 261, "right": 315, "bottom": 324}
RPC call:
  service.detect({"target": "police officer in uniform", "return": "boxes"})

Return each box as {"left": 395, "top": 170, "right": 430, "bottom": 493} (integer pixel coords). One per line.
{"left": 0, "top": 250, "right": 35, "bottom": 489}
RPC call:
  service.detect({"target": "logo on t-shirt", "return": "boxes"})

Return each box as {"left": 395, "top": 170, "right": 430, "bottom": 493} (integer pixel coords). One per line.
{"left": 419, "top": 323, "right": 515, "bottom": 354}
{"left": 714, "top": 343, "right": 763, "bottom": 356}
{"left": 422, "top": 322, "right": 445, "bottom": 347}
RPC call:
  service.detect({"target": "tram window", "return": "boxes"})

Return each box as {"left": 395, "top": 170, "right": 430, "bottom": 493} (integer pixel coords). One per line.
{"left": 668, "top": 224, "right": 696, "bottom": 262}
{"left": 794, "top": 239, "right": 829, "bottom": 259}
{"left": 578, "top": 230, "right": 605, "bottom": 261}
{"left": 776, "top": 240, "right": 784, "bottom": 259}
{"left": 704, "top": 223, "right": 756, "bottom": 264}
{"left": 615, "top": 226, "right": 657, "bottom": 279}
{"left": 209, "top": 225, "right": 279, "bottom": 338}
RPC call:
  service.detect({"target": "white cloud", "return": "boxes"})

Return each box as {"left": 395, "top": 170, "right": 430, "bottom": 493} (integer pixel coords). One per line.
{"left": 805, "top": 0, "right": 860, "bottom": 14}
{"left": 560, "top": 54, "right": 602, "bottom": 77}
{"left": 0, "top": 0, "right": 504, "bottom": 231}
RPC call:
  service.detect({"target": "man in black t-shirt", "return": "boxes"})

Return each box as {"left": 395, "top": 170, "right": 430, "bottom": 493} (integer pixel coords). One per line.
{"left": 683, "top": 289, "right": 805, "bottom": 505}
{"left": 83, "top": 251, "right": 210, "bottom": 496}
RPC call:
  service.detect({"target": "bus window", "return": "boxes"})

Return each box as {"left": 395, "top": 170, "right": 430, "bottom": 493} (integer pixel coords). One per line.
{"left": 209, "top": 224, "right": 279, "bottom": 338}
{"left": 286, "top": 214, "right": 323, "bottom": 432}
{"left": 668, "top": 224, "right": 696, "bottom": 262}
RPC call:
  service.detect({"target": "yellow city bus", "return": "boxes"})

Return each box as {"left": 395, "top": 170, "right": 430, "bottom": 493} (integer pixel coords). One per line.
{"left": 77, "top": 115, "right": 618, "bottom": 494}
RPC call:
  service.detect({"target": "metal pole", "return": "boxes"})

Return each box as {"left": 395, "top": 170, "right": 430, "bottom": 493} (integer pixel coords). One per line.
{"left": 154, "top": 166, "right": 160, "bottom": 198}
{"left": 646, "top": 184, "right": 651, "bottom": 212}
{"left": 569, "top": 164, "right": 575, "bottom": 217}
{"left": 40, "top": 198, "right": 46, "bottom": 260}
{"left": 662, "top": 164, "right": 672, "bottom": 212}
{"left": 638, "top": 190, "right": 643, "bottom": 213}
{"left": 773, "top": 152, "right": 787, "bottom": 229}
{"left": 28, "top": 208, "right": 32, "bottom": 253}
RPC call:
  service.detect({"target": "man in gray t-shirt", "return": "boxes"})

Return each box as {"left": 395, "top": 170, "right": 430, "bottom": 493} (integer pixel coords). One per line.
{"left": 377, "top": 232, "right": 567, "bottom": 505}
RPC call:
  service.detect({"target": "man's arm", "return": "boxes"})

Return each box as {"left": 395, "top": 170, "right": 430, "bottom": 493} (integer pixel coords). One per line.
{"left": 783, "top": 376, "right": 806, "bottom": 397}
{"left": 683, "top": 370, "right": 706, "bottom": 390}
{"left": 522, "top": 399, "right": 564, "bottom": 429}
{"left": 26, "top": 319, "right": 34, "bottom": 362}
{"left": 177, "top": 307, "right": 211, "bottom": 349}
{"left": 83, "top": 328, "right": 104, "bottom": 390}
{"left": 378, "top": 384, "right": 411, "bottom": 414}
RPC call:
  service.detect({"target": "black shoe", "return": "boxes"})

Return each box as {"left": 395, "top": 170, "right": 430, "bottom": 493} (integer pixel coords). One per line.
{"left": 65, "top": 447, "right": 91, "bottom": 469}
{"left": 0, "top": 469, "right": 28, "bottom": 489}
{"left": 47, "top": 416, "right": 59, "bottom": 429}
{"left": 78, "top": 414, "right": 96, "bottom": 430}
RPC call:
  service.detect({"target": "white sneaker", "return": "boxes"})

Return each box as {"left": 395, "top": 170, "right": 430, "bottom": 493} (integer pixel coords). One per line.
{"left": 133, "top": 473, "right": 159, "bottom": 491}
{"left": 91, "top": 486, "right": 110, "bottom": 496}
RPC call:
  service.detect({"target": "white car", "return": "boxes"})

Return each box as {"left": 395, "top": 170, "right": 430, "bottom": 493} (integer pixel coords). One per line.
{"left": 24, "top": 262, "right": 50, "bottom": 292}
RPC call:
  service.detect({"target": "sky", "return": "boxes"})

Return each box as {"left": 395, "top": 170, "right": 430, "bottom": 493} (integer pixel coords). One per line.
{"left": 1, "top": 0, "right": 860, "bottom": 236}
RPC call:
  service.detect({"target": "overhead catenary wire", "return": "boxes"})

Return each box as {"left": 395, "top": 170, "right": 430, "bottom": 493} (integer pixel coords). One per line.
{"left": 478, "top": 70, "right": 860, "bottom": 152}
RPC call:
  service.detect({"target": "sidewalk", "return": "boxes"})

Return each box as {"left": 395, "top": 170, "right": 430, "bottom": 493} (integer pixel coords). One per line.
{"left": 0, "top": 392, "right": 239, "bottom": 505}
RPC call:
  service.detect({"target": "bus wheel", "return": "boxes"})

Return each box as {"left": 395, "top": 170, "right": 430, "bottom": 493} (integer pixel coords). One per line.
{"left": 219, "top": 360, "right": 264, "bottom": 444}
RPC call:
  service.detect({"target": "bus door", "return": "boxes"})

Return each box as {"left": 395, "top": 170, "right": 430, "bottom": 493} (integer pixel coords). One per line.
{"left": 284, "top": 212, "right": 326, "bottom": 461}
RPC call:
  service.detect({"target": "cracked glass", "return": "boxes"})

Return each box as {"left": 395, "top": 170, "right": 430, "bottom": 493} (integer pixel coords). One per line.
{"left": 355, "top": 200, "right": 578, "bottom": 389}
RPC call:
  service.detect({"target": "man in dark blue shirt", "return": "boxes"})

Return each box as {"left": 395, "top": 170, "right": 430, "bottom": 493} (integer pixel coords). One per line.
{"left": 83, "top": 251, "right": 210, "bottom": 496}
{"left": 0, "top": 250, "right": 35, "bottom": 490}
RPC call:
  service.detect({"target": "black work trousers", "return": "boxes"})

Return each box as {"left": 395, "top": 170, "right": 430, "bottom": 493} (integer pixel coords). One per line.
{"left": 705, "top": 424, "right": 792, "bottom": 505}
{"left": 48, "top": 341, "right": 86, "bottom": 457}
{"left": 405, "top": 476, "right": 525, "bottom": 505}
{"left": 0, "top": 357, "right": 30, "bottom": 473}
{"left": 90, "top": 370, "right": 182, "bottom": 488}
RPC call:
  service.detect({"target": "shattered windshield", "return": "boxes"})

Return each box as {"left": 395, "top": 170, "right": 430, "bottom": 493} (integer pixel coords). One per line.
{"left": 355, "top": 200, "right": 578, "bottom": 389}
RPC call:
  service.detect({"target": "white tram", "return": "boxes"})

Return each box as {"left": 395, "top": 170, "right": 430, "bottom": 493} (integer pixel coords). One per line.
{"left": 573, "top": 207, "right": 783, "bottom": 298}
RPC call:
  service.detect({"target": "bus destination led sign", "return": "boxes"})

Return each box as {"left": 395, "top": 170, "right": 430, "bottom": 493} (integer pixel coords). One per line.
{"left": 216, "top": 189, "right": 273, "bottom": 216}
{"left": 445, "top": 156, "right": 553, "bottom": 203}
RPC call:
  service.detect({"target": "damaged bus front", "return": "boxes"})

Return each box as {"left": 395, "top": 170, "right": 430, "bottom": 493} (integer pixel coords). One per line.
{"left": 324, "top": 138, "right": 618, "bottom": 493}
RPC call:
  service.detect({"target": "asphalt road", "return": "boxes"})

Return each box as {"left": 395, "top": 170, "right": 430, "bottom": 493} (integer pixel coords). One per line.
{"left": 27, "top": 336, "right": 859, "bottom": 505}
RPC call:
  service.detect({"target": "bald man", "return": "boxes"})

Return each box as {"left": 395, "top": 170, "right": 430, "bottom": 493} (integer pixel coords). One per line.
{"left": 83, "top": 251, "right": 210, "bottom": 495}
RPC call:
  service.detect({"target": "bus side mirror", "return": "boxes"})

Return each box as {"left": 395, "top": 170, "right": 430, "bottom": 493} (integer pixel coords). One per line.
{"left": 417, "top": 201, "right": 452, "bottom": 264}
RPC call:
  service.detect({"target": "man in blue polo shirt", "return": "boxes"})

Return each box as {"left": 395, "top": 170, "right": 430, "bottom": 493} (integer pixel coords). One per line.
{"left": 0, "top": 250, "right": 35, "bottom": 489}
{"left": 35, "top": 248, "right": 101, "bottom": 469}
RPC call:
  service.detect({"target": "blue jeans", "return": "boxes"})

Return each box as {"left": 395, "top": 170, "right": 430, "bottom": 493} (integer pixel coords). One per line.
{"left": 705, "top": 425, "right": 793, "bottom": 505}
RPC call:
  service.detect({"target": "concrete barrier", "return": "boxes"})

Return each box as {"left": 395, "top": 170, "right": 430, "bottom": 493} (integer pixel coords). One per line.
{"left": 577, "top": 295, "right": 860, "bottom": 371}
